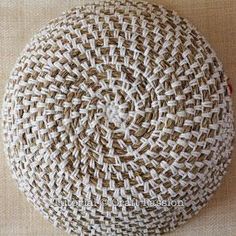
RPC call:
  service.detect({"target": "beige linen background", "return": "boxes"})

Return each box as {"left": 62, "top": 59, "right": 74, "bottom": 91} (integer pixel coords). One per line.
{"left": 0, "top": 0, "right": 235, "bottom": 235}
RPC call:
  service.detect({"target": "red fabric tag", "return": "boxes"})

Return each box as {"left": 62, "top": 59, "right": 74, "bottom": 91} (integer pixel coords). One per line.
{"left": 228, "top": 82, "right": 233, "bottom": 96}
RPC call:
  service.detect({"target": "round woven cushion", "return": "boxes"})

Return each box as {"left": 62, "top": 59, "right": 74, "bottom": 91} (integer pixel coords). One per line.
{"left": 2, "top": 0, "right": 234, "bottom": 235}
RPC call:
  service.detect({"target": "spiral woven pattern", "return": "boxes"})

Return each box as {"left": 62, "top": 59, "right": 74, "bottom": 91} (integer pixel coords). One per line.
{"left": 2, "top": 0, "right": 234, "bottom": 235}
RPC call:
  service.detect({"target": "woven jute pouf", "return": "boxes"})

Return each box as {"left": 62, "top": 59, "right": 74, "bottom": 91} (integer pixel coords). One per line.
{"left": 2, "top": 0, "right": 234, "bottom": 235}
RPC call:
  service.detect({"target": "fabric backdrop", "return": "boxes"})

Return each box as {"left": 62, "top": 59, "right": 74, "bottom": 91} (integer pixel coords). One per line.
{"left": 0, "top": 1, "right": 235, "bottom": 235}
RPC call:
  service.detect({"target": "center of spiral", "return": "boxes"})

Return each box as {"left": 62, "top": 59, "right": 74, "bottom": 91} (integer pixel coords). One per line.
{"left": 105, "top": 101, "right": 127, "bottom": 126}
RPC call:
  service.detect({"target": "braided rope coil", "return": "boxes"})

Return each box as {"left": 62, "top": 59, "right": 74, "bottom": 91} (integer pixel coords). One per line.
{"left": 2, "top": 0, "right": 234, "bottom": 235}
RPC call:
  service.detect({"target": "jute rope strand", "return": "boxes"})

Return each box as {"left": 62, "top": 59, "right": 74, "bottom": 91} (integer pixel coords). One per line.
{"left": 2, "top": 0, "right": 234, "bottom": 235}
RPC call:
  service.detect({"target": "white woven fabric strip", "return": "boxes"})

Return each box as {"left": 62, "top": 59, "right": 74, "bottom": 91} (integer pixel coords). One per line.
{"left": 2, "top": 0, "right": 234, "bottom": 235}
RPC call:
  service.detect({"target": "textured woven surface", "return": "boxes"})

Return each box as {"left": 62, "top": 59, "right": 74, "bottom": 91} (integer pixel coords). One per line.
{"left": 0, "top": 0, "right": 236, "bottom": 236}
